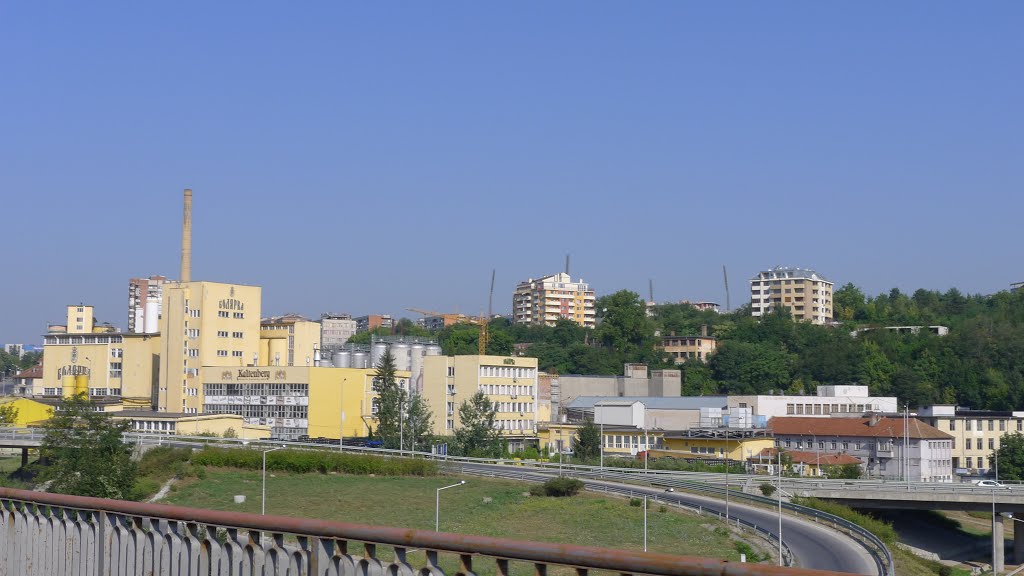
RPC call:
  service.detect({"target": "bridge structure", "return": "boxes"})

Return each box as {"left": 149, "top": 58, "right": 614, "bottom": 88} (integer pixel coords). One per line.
{"left": 0, "top": 485, "right": 852, "bottom": 576}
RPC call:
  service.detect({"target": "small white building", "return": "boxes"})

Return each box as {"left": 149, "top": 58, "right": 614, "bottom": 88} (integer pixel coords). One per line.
{"left": 594, "top": 400, "right": 646, "bottom": 428}
{"left": 729, "top": 385, "right": 898, "bottom": 420}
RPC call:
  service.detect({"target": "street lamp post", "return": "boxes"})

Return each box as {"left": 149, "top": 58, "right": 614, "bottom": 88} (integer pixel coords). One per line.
{"left": 339, "top": 378, "right": 347, "bottom": 452}
{"left": 436, "top": 480, "right": 466, "bottom": 531}
{"left": 777, "top": 448, "right": 783, "bottom": 566}
{"left": 262, "top": 446, "right": 285, "bottom": 515}
{"left": 643, "top": 494, "right": 648, "bottom": 552}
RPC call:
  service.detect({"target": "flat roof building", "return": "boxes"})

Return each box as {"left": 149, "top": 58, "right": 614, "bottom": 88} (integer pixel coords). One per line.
{"left": 513, "top": 273, "right": 596, "bottom": 328}
{"left": 750, "top": 266, "right": 833, "bottom": 325}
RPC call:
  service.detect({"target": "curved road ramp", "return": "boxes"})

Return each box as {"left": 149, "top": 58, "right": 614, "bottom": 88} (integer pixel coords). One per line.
{"left": 0, "top": 486, "right": 856, "bottom": 576}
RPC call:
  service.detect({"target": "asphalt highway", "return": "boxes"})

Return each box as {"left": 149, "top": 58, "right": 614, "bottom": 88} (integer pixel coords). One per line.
{"left": 454, "top": 462, "right": 878, "bottom": 575}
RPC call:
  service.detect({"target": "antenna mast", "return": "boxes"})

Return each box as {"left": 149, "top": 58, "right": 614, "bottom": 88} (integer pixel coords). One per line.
{"left": 723, "top": 265, "right": 731, "bottom": 312}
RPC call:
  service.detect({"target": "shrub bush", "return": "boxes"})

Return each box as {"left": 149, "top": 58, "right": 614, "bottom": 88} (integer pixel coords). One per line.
{"left": 938, "top": 566, "right": 952, "bottom": 576}
{"left": 759, "top": 483, "right": 777, "bottom": 497}
{"left": 630, "top": 497, "right": 643, "bottom": 507}
{"left": 191, "top": 447, "right": 437, "bottom": 476}
{"left": 531, "top": 478, "right": 584, "bottom": 497}
{"left": 529, "top": 484, "right": 546, "bottom": 497}
{"left": 137, "top": 447, "right": 193, "bottom": 479}
{"left": 792, "top": 497, "right": 898, "bottom": 545}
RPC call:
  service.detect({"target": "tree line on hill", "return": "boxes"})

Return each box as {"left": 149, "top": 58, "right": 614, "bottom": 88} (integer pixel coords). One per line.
{"left": 383, "top": 285, "right": 1024, "bottom": 411}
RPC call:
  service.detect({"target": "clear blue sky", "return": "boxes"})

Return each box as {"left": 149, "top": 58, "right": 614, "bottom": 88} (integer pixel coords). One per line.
{"left": 2, "top": 3, "right": 1021, "bottom": 344}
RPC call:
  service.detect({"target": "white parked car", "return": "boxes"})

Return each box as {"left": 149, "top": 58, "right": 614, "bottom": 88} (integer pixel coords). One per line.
{"left": 975, "top": 480, "right": 1011, "bottom": 489}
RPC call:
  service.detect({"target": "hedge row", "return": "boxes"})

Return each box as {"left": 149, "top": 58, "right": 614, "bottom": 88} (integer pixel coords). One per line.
{"left": 791, "top": 496, "right": 898, "bottom": 545}
{"left": 191, "top": 447, "right": 437, "bottom": 476}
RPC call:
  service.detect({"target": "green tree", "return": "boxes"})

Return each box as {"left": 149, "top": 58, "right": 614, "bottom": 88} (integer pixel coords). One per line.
{"left": 595, "top": 290, "right": 656, "bottom": 360}
{"left": 40, "top": 394, "right": 137, "bottom": 499}
{"left": 994, "top": 432, "right": 1024, "bottom": 481}
{"left": 0, "top": 403, "right": 18, "bottom": 425}
{"left": 403, "top": 393, "right": 434, "bottom": 452}
{"left": 709, "top": 341, "right": 795, "bottom": 394}
{"left": 823, "top": 464, "right": 862, "bottom": 479}
{"left": 574, "top": 418, "right": 601, "bottom": 461}
{"left": 372, "top": 350, "right": 403, "bottom": 449}
{"left": 454, "top": 391, "right": 501, "bottom": 457}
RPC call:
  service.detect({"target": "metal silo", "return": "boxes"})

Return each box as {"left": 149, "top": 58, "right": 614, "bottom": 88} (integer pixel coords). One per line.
{"left": 425, "top": 344, "right": 443, "bottom": 357}
{"left": 371, "top": 342, "right": 388, "bottom": 368}
{"left": 332, "top": 351, "right": 351, "bottom": 369}
{"left": 390, "top": 343, "right": 411, "bottom": 371}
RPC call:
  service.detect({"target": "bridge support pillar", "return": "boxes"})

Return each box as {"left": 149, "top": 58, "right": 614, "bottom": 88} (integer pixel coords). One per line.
{"left": 994, "top": 512, "right": 1005, "bottom": 574}
{"left": 1016, "top": 517, "right": 1024, "bottom": 565}
{"left": 20, "top": 448, "right": 27, "bottom": 468}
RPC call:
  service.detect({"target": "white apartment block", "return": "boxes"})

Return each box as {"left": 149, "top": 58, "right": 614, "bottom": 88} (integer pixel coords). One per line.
{"left": 513, "top": 273, "right": 596, "bottom": 328}
{"left": 320, "top": 313, "right": 358, "bottom": 349}
{"left": 750, "top": 266, "right": 833, "bottom": 324}
{"left": 128, "top": 275, "right": 171, "bottom": 334}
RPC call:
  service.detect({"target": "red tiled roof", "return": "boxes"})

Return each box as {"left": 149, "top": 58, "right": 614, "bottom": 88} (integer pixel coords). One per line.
{"left": 768, "top": 416, "right": 951, "bottom": 440}
{"left": 15, "top": 364, "right": 43, "bottom": 379}
{"left": 753, "top": 448, "right": 861, "bottom": 466}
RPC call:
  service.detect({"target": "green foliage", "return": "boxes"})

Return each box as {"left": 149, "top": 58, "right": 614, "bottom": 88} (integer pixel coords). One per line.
{"left": 453, "top": 391, "right": 502, "bottom": 457}
{"left": 537, "top": 477, "right": 584, "bottom": 497}
{"left": 733, "top": 541, "right": 770, "bottom": 563}
{"left": 994, "top": 432, "right": 1024, "bottom": 481}
{"left": 629, "top": 497, "right": 643, "bottom": 507}
{"left": 823, "top": 463, "right": 862, "bottom": 479}
{"left": 373, "top": 350, "right": 402, "bottom": 448}
{"left": 223, "top": 427, "right": 238, "bottom": 439}
{"left": 41, "top": 394, "right": 137, "bottom": 499}
{"left": 137, "top": 446, "right": 193, "bottom": 479}
{"left": 759, "top": 483, "right": 776, "bottom": 497}
{"left": 574, "top": 419, "right": 601, "bottom": 461}
{"left": 191, "top": 447, "right": 437, "bottom": 476}
{"left": 0, "top": 403, "right": 18, "bottom": 425}
{"left": 792, "top": 497, "right": 898, "bottom": 545}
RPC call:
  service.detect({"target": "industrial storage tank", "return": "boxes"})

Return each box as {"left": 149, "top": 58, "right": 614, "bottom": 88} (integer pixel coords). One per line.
{"left": 352, "top": 352, "right": 369, "bottom": 369}
{"left": 333, "top": 351, "right": 351, "bottom": 368}
{"left": 410, "top": 343, "right": 425, "bottom": 374}
{"left": 143, "top": 298, "right": 160, "bottom": 334}
{"left": 371, "top": 342, "right": 388, "bottom": 367}
{"left": 390, "top": 343, "right": 411, "bottom": 371}
{"left": 425, "top": 344, "right": 443, "bottom": 357}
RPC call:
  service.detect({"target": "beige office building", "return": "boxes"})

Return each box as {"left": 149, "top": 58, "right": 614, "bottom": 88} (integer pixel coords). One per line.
{"left": 917, "top": 405, "right": 1024, "bottom": 475}
{"left": 260, "top": 314, "right": 321, "bottom": 367}
{"left": 423, "top": 355, "right": 540, "bottom": 450}
{"left": 157, "top": 281, "right": 263, "bottom": 414}
{"left": 750, "top": 266, "right": 833, "bottom": 324}
{"left": 513, "top": 273, "right": 596, "bottom": 328}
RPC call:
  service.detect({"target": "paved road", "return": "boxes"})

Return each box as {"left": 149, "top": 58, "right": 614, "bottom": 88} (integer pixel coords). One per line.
{"left": 455, "top": 462, "right": 877, "bottom": 575}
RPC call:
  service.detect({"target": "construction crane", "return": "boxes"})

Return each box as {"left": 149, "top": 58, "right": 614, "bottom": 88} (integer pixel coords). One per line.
{"left": 479, "top": 270, "right": 495, "bottom": 355}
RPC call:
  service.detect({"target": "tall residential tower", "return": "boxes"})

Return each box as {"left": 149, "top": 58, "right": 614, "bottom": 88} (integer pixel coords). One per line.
{"left": 512, "top": 273, "right": 596, "bottom": 328}
{"left": 750, "top": 266, "right": 833, "bottom": 324}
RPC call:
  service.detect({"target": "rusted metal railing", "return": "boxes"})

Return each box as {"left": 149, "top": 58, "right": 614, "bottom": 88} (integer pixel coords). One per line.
{"left": 0, "top": 486, "right": 846, "bottom": 576}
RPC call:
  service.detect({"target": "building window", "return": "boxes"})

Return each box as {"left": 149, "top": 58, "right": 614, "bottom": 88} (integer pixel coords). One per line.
{"left": 966, "top": 420, "right": 973, "bottom": 431}
{"left": 233, "top": 312, "right": 244, "bottom": 319}
{"left": 218, "top": 311, "right": 229, "bottom": 318}
{"left": 218, "top": 331, "right": 228, "bottom": 337}
{"left": 233, "top": 332, "right": 243, "bottom": 338}
{"left": 1000, "top": 420, "right": 1006, "bottom": 432}
{"left": 217, "top": 350, "right": 228, "bottom": 357}
{"left": 989, "top": 420, "right": 995, "bottom": 432}
{"left": 447, "top": 366, "right": 455, "bottom": 377}
{"left": 232, "top": 351, "right": 243, "bottom": 357}
{"left": 966, "top": 439, "right": 972, "bottom": 450}
{"left": 949, "top": 419, "right": 956, "bottom": 431}
{"left": 989, "top": 438, "right": 995, "bottom": 450}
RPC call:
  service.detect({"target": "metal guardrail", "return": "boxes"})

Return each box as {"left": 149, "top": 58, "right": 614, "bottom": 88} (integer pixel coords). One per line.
{"left": 6, "top": 429, "right": 892, "bottom": 575}
{"left": 456, "top": 464, "right": 796, "bottom": 567}
{"left": 0, "top": 486, "right": 846, "bottom": 576}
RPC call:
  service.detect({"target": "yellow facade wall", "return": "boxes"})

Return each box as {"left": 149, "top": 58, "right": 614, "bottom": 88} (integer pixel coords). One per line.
{"left": 159, "top": 282, "right": 262, "bottom": 413}
{"left": 0, "top": 398, "right": 54, "bottom": 426}
{"left": 661, "top": 437, "right": 776, "bottom": 460}
{"left": 307, "top": 367, "right": 396, "bottom": 439}
{"left": 66, "top": 305, "right": 94, "bottom": 334}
